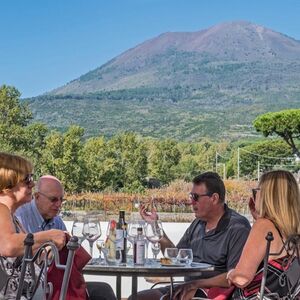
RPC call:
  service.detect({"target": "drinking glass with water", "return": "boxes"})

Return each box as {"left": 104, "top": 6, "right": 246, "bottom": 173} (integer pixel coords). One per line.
{"left": 177, "top": 248, "right": 193, "bottom": 266}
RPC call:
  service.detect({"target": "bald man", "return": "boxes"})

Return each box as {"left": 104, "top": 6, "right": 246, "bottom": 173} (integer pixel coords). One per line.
{"left": 15, "top": 175, "right": 66, "bottom": 232}
{"left": 15, "top": 176, "right": 117, "bottom": 300}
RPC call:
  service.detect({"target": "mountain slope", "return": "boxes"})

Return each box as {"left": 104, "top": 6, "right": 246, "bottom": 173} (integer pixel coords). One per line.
{"left": 48, "top": 20, "right": 300, "bottom": 95}
{"left": 28, "top": 21, "right": 300, "bottom": 140}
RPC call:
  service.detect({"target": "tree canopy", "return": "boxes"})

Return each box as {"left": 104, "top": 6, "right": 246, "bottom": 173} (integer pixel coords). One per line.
{"left": 253, "top": 109, "right": 300, "bottom": 157}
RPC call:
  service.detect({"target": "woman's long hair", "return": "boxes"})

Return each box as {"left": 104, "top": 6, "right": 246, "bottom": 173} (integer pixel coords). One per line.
{"left": 0, "top": 152, "right": 33, "bottom": 193}
{"left": 258, "top": 170, "right": 300, "bottom": 238}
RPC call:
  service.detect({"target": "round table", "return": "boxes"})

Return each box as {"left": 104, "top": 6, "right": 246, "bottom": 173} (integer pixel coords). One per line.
{"left": 83, "top": 260, "right": 214, "bottom": 300}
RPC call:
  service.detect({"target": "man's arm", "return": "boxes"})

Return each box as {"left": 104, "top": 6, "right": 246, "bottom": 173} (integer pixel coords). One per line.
{"left": 172, "top": 273, "right": 230, "bottom": 300}
{"left": 159, "top": 232, "right": 175, "bottom": 254}
{"left": 139, "top": 204, "right": 175, "bottom": 253}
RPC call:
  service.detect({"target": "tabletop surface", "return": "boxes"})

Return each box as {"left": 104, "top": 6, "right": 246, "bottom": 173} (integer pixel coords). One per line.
{"left": 83, "top": 260, "right": 214, "bottom": 276}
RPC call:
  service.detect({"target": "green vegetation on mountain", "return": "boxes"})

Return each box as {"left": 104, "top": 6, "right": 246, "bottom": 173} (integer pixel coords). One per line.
{"left": 27, "top": 21, "right": 300, "bottom": 140}
{"left": 2, "top": 85, "right": 300, "bottom": 194}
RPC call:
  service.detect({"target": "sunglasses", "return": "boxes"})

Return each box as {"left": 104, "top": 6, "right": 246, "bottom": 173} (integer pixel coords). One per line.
{"left": 189, "top": 192, "right": 213, "bottom": 202}
{"left": 23, "top": 174, "right": 34, "bottom": 186}
{"left": 38, "top": 191, "right": 65, "bottom": 204}
{"left": 252, "top": 188, "right": 260, "bottom": 201}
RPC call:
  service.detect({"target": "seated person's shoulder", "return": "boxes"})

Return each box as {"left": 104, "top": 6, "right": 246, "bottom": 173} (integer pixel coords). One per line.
{"left": 252, "top": 218, "right": 275, "bottom": 231}
{"left": 0, "top": 202, "right": 9, "bottom": 212}
{"left": 229, "top": 209, "right": 251, "bottom": 229}
{"left": 15, "top": 201, "right": 31, "bottom": 217}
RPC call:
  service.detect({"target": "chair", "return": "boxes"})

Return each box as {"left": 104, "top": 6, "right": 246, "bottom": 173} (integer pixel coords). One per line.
{"left": 0, "top": 233, "right": 79, "bottom": 300}
{"left": 259, "top": 232, "right": 300, "bottom": 300}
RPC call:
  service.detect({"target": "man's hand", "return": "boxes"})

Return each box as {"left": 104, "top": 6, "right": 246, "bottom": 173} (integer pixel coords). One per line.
{"left": 139, "top": 203, "right": 158, "bottom": 222}
{"left": 171, "top": 282, "right": 198, "bottom": 300}
{"left": 248, "top": 197, "right": 259, "bottom": 221}
{"left": 48, "top": 229, "right": 67, "bottom": 250}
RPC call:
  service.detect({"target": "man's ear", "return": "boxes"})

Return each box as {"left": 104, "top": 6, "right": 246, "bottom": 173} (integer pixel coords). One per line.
{"left": 34, "top": 192, "right": 39, "bottom": 199}
{"left": 212, "top": 193, "right": 220, "bottom": 204}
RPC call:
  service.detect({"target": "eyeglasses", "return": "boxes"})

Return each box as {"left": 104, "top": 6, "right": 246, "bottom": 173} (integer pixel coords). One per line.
{"left": 252, "top": 188, "right": 260, "bottom": 201}
{"left": 189, "top": 192, "right": 213, "bottom": 202}
{"left": 38, "top": 191, "right": 65, "bottom": 203}
{"left": 23, "top": 174, "right": 34, "bottom": 186}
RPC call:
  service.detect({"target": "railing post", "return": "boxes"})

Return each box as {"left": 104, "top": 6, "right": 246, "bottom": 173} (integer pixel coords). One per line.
{"left": 59, "top": 236, "right": 79, "bottom": 300}
{"left": 17, "top": 233, "right": 34, "bottom": 300}
{"left": 259, "top": 232, "right": 274, "bottom": 300}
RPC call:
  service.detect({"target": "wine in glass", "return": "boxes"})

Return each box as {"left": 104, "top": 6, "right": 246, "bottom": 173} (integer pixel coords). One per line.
{"left": 83, "top": 218, "right": 102, "bottom": 257}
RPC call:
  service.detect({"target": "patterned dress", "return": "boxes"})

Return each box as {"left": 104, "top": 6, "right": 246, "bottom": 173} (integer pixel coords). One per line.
{"left": 231, "top": 256, "right": 297, "bottom": 299}
{"left": 0, "top": 216, "right": 42, "bottom": 300}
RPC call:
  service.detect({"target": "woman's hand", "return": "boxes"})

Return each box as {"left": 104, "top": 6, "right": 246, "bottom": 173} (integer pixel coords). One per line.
{"left": 139, "top": 203, "right": 158, "bottom": 222}
{"left": 249, "top": 197, "right": 259, "bottom": 221}
{"left": 172, "top": 282, "right": 198, "bottom": 300}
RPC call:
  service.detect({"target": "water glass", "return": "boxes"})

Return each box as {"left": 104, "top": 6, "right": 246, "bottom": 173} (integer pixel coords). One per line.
{"left": 103, "top": 245, "right": 122, "bottom": 266}
{"left": 177, "top": 248, "right": 193, "bottom": 266}
{"left": 165, "top": 247, "right": 178, "bottom": 264}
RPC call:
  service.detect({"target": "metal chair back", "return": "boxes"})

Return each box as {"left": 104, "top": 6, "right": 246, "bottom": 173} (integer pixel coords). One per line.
{"left": 259, "top": 232, "right": 300, "bottom": 300}
{"left": 0, "top": 233, "right": 79, "bottom": 300}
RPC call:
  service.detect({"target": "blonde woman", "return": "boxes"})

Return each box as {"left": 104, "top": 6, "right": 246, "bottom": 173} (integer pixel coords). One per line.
{"left": 0, "top": 152, "right": 66, "bottom": 299}
{"left": 228, "top": 170, "right": 300, "bottom": 299}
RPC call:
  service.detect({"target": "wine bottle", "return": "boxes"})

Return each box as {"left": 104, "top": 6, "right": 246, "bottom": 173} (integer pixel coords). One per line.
{"left": 116, "top": 210, "right": 127, "bottom": 263}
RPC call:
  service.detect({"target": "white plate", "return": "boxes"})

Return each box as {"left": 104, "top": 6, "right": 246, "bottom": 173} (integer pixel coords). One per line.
{"left": 161, "top": 263, "right": 186, "bottom": 267}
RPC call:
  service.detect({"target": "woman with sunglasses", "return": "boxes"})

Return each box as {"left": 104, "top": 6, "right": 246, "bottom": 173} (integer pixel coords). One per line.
{"left": 0, "top": 152, "right": 66, "bottom": 299}
{"left": 227, "top": 170, "right": 300, "bottom": 299}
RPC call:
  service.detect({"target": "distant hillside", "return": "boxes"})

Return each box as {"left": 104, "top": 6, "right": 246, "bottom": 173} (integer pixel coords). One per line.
{"left": 28, "top": 21, "right": 300, "bottom": 140}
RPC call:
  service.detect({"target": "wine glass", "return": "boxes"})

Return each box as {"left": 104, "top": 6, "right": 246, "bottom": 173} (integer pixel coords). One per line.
{"left": 127, "top": 221, "right": 143, "bottom": 243}
{"left": 144, "top": 220, "right": 163, "bottom": 261}
{"left": 71, "top": 218, "right": 85, "bottom": 244}
{"left": 96, "top": 239, "right": 105, "bottom": 263}
{"left": 83, "top": 218, "right": 102, "bottom": 257}
{"left": 144, "top": 220, "right": 163, "bottom": 243}
{"left": 151, "top": 242, "right": 161, "bottom": 260}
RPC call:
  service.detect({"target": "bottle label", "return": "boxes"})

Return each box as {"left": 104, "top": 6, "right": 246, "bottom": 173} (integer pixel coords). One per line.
{"left": 135, "top": 240, "right": 145, "bottom": 265}
{"left": 116, "top": 229, "right": 124, "bottom": 250}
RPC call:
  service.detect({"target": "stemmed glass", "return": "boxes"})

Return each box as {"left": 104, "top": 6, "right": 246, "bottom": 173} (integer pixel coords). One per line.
{"left": 127, "top": 220, "right": 144, "bottom": 244}
{"left": 83, "top": 217, "right": 102, "bottom": 257}
{"left": 151, "top": 242, "right": 161, "bottom": 260}
{"left": 127, "top": 220, "right": 151, "bottom": 261}
{"left": 96, "top": 239, "right": 105, "bottom": 263}
{"left": 144, "top": 220, "right": 163, "bottom": 262}
{"left": 71, "top": 217, "right": 85, "bottom": 244}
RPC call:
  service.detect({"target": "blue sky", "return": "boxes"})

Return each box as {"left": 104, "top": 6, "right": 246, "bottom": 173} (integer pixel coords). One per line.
{"left": 1, "top": 0, "right": 300, "bottom": 98}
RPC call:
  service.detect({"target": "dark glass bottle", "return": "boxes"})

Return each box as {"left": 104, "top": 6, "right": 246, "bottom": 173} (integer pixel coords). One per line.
{"left": 116, "top": 210, "right": 127, "bottom": 263}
